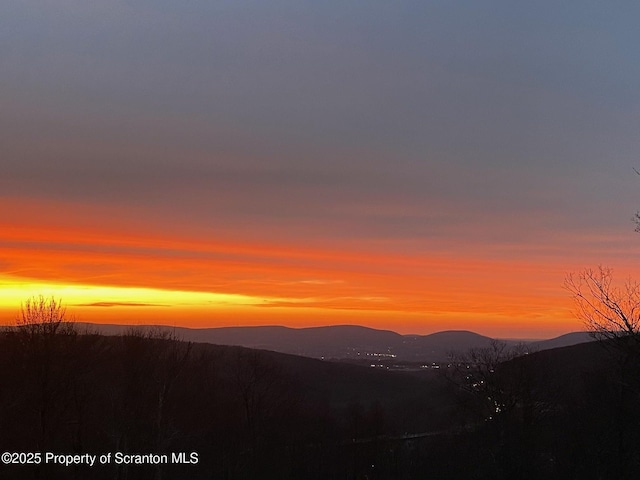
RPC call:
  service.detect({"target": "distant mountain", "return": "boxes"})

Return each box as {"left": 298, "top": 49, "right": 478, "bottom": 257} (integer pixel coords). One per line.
{"left": 73, "top": 323, "right": 594, "bottom": 362}
{"left": 193, "top": 324, "right": 404, "bottom": 358}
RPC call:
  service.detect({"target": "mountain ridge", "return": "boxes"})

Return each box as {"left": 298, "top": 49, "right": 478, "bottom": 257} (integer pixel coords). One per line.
{"left": 70, "top": 322, "right": 595, "bottom": 362}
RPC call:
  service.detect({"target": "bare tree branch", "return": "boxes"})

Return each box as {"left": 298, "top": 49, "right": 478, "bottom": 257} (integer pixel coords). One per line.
{"left": 564, "top": 267, "right": 640, "bottom": 342}
{"left": 16, "top": 295, "right": 75, "bottom": 338}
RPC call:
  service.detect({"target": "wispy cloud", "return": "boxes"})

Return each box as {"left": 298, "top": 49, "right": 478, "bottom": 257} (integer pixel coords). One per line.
{"left": 74, "top": 301, "right": 167, "bottom": 308}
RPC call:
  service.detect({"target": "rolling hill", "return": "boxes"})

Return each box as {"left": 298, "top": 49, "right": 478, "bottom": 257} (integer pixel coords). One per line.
{"left": 73, "top": 323, "right": 595, "bottom": 362}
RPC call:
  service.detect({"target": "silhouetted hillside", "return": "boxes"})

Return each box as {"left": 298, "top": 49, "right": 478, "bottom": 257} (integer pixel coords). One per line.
{"left": 2, "top": 324, "right": 638, "bottom": 479}
{"left": 0, "top": 328, "right": 462, "bottom": 480}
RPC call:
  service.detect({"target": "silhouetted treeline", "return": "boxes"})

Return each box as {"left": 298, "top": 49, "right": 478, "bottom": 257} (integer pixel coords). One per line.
{"left": 0, "top": 326, "right": 456, "bottom": 480}
{"left": 2, "top": 327, "right": 640, "bottom": 479}
{"left": 439, "top": 338, "right": 640, "bottom": 480}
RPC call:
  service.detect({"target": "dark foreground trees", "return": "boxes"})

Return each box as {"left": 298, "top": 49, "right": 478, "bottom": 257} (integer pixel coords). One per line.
{"left": 4, "top": 305, "right": 452, "bottom": 480}
{"left": 7, "top": 294, "right": 640, "bottom": 479}
{"left": 565, "top": 267, "right": 640, "bottom": 479}
{"left": 10, "top": 297, "right": 79, "bottom": 457}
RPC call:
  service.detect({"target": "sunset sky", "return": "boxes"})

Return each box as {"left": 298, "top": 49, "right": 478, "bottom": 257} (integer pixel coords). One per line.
{"left": 2, "top": 1, "right": 640, "bottom": 338}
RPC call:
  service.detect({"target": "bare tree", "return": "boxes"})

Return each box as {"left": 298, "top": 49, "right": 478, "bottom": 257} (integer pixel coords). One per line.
{"left": 566, "top": 266, "right": 640, "bottom": 477}
{"left": 564, "top": 266, "right": 640, "bottom": 342}
{"left": 11, "top": 296, "right": 78, "bottom": 473}
{"left": 16, "top": 295, "right": 75, "bottom": 338}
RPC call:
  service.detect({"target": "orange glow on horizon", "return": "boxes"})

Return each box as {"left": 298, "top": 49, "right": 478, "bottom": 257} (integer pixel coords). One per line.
{"left": 0, "top": 195, "right": 625, "bottom": 338}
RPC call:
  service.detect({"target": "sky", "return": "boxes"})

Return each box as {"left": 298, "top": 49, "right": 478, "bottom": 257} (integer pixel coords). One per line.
{"left": 2, "top": 1, "right": 640, "bottom": 338}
